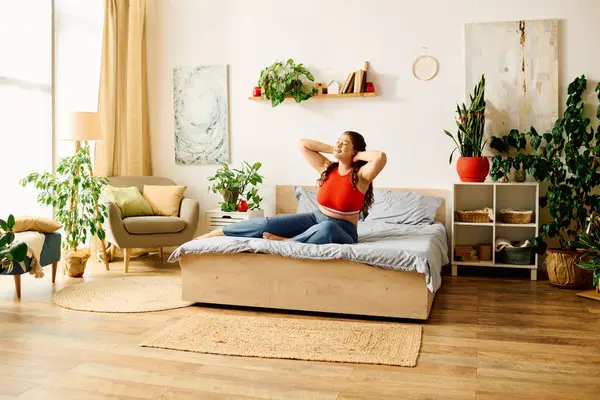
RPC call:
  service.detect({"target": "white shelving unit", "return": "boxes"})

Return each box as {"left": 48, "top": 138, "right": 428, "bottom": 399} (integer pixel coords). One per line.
{"left": 451, "top": 182, "right": 540, "bottom": 280}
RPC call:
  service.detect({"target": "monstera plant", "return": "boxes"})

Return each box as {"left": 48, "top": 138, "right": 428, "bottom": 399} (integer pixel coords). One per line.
{"left": 258, "top": 59, "right": 316, "bottom": 107}
{"left": 488, "top": 75, "right": 600, "bottom": 287}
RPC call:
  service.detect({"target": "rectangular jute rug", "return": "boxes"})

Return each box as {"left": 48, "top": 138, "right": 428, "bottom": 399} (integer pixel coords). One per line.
{"left": 140, "top": 313, "right": 422, "bottom": 367}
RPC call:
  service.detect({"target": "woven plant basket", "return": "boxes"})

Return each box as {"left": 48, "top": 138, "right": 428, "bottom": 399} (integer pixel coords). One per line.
{"left": 456, "top": 208, "right": 493, "bottom": 223}
{"left": 545, "top": 249, "right": 588, "bottom": 288}
{"left": 499, "top": 209, "right": 533, "bottom": 224}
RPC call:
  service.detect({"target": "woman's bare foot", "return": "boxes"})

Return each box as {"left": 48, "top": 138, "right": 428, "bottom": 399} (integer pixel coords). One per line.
{"left": 263, "top": 232, "right": 287, "bottom": 241}
{"left": 194, "top": 229, "right": 224, "bottom": 240}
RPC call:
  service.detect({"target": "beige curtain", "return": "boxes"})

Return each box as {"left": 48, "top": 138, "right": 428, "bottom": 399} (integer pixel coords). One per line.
{"left": 93, "top": 0, "right": 152, "bottom": 263}
{"left": 95, "top": 0, "right": 152, "bottom": 177}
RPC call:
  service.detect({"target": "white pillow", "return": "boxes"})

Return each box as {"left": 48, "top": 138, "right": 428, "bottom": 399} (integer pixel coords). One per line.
{"left": 294, "top": 187, "right": 320, "bottom": 213}
{"left": 364, "top": 190, "right": 443, "bottom": 225}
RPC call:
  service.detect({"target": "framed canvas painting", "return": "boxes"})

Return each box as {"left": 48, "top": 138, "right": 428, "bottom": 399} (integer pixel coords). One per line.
{"left": 173, "top": 65, "right": 229, "bottom": 164}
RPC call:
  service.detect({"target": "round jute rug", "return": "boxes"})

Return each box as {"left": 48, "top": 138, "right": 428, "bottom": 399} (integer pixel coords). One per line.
{"left": 53, "top": 276, "right": 194, "bottom": 313}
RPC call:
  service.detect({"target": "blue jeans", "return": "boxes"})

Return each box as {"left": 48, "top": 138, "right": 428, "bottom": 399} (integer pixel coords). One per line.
{"left": 222, "top": 211, "right": 358, "bottom": 245}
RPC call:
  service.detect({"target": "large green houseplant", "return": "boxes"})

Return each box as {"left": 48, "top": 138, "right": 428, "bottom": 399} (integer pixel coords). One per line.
{"left": 444, "top": 74, "right": 490, "bottom": 182}
{"left": 489, "top": 75, "right": 600, "bottom": 287}
{"left": 19, "top": 146, "right": 109, "bottom": 275}
{"left": 258, "top": 59, "right": 316, "bottom": 107}
{"left": 0, "top": 214, "right": 28, "bottom": 274}
{"left": 208, "top": 161, "right": 264, "bottom": 212}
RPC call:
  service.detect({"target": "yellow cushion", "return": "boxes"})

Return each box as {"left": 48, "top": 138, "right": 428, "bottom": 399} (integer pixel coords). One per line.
{"left": 13, "top": 216, "right": 62, "bottom": 233}
{"left": 142, "top": 185, "right": 187, "bottom": 217}
{"left": 102, "top": 186, "right": 154, "bottom": 217}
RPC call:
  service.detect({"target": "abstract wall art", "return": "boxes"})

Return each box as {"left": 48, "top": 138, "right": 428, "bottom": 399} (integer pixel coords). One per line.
{"left": 465, "top": 19, "right": 559, "bottom": 139}
{"left": 173, "top": 65, "right": 229, "bottom": 164}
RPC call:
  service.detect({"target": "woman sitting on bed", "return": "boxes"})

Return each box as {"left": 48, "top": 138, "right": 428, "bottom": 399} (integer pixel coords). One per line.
{"left": 195, "top": 131, "right": 387, "bottom": 245}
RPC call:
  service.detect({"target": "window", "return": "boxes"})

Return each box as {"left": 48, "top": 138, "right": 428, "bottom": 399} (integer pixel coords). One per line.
{"left": 0, "top": 0, "right": 53, "bottom": 218}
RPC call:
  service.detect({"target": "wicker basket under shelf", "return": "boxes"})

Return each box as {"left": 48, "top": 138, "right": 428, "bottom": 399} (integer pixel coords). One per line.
{"left": 456, "top": 208, "right": 493, "bottom": 223}
{"left": 497, "top": 246, "right": 535, "bottom": 265}
{"left": 499, "top": 208, "right": 533, "bottom": 224}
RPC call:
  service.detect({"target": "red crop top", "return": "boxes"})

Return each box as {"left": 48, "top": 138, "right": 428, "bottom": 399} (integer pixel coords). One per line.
{"left": 316, "top": 166, "right": 365, "bottom": 215}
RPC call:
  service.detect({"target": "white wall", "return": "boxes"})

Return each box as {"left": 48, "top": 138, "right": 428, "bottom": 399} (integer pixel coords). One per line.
{"left": 146, "top": 0, "right": 600, "bottom": 233}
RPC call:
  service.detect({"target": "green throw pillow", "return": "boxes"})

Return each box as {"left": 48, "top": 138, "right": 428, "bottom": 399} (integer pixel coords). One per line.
{"left": 102, "top": 186, "right": 154, "bottom": 217}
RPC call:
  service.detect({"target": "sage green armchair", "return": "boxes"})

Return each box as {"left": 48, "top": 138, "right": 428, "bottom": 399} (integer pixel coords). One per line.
{"left": 102, "top": 176, "right": 199, "bottom": 272}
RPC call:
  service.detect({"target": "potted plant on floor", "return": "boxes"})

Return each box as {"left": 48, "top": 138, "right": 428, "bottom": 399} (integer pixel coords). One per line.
{"left": 19, "top": 146, "right": 109, "bottom": 277}
{"left": 569, "top": 211, "right": 600, "bottom": 299}
{"left": 444, "top": 74, "right": 490, "bottom": 182}
{"left": 0, "top": 214, "right": 28, "bottom": 274}
{"left": 208, "top": 161, "right": 264, "bottom": 212}
{"left": 488, "top": 75, "right": 600, "bottom": 287}
{"left": 258, "top": 59, "right": 316, "bottom": 107}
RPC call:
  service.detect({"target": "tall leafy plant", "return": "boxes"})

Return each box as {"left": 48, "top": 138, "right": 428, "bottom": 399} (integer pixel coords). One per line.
{"left": 258, "top": 59, "right": 316, "bottom": 107}
{"left": 20, "top": 146, "right": 109, "bottom": 252}
{"left": 489, "top": 75, "right": 600, "bottom": 251}
{"left": 445, "top": 74, "right": 487, "bottom": 163}
{"left": 208, "top": 161, "right": 264, "bottom": 212}
{"left": 0, "top": 214, "right": 28, "bottom": 274}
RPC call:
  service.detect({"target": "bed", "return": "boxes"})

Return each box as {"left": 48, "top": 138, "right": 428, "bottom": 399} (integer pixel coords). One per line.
{"left": 170, "top": 186, "right": 450, "bottom": 320}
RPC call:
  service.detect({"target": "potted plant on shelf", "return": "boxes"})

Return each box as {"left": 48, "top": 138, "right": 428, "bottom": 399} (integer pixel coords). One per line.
{"left": 488, "top": 75, "right": 600, "bottom": 287}
{"left": 0, "top": 214, "right": 28, "bottom": 274}
{"left": 208, "top": 161, "right": 264, "bottom": 212}
{"left": 19, "top": 146, "right": 109, "bottom": 277}
{"left": 444, "top": 74, "right": 490, "bottom": 182}
{"left": 258, "top": 59, "right": 316, "bottom": 107}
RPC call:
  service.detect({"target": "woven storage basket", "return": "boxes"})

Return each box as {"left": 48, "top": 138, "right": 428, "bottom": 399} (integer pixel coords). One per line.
{"left": 499, "top": 208, "right": 533, "bottom": 224}
{"left": 497, "top": 246, "right": 535, "bottom": 265}
{"left": 456, "top": 208, "right": 493, "bottom": 223}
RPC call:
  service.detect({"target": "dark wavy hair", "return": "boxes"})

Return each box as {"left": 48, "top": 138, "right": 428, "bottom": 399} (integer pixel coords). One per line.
{"left": 316, "top": 131, "right": 374, "bottom": 218}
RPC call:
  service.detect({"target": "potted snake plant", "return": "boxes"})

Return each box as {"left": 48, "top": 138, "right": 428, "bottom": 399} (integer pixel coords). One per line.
{"left": 444, "top": 74, "right": 490, "bottom": 182}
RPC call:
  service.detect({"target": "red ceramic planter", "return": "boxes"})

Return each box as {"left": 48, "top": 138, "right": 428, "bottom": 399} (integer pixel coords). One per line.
{"left": 456, "top": 156, "right": 490, "bottom": 182}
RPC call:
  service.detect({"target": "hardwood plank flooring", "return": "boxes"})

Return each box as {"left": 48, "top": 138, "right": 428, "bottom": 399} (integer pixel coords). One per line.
{"left": 1, "top": 255, "right": 599, "bottom": 399}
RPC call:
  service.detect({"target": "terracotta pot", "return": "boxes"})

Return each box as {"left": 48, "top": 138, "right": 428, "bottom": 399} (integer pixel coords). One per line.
{"left": 456, "top": 156, "right": 490, "bottom": 182}
{"left": 545, "top": 248, "right": 589, "bottom": 288}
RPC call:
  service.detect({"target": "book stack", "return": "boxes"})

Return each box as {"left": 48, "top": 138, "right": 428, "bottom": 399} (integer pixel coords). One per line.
{"left": 340, "top": 61, "right": 369, "bottom": 94}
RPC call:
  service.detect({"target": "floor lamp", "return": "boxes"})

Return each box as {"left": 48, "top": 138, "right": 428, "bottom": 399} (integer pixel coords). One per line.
{"left": 66, "top": 112, "right": 110, "bottom": 271}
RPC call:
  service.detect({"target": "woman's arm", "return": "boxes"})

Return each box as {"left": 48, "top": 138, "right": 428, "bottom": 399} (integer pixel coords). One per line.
{"left": 354, "top": 150, "right": 387, "bottom": 182}
{"left": 299, "top": 139, "right": 334, "bottom": 173}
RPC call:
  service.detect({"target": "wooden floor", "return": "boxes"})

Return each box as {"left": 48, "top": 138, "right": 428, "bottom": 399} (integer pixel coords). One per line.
{"left": 1, "top": 255, "right": 599, "bottom": 400}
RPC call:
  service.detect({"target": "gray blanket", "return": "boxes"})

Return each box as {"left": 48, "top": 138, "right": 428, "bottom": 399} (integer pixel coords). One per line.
{"left": 168, "top": 221, "right": 449, "bottom": 292}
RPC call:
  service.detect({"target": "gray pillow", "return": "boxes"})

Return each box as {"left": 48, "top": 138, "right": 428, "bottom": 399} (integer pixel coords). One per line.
{"left": 364, "top": 190, "right": 443, "bottom": 225}
{"left": 294, "top": 186, "right": 320, "bottom": 213}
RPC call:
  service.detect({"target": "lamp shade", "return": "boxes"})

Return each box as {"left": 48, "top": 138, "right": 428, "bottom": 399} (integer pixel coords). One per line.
{"left": 69, "top": 112, "right": 102, "bottom": 141}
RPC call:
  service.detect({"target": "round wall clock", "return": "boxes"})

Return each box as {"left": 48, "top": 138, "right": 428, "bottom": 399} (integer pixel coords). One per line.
{"left": 412, "top": 54, "right": 439, "bottom": 81}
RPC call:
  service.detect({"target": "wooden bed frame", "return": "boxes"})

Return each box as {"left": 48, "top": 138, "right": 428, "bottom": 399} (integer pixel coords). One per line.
{"left": 180, "top": 186, "right": 449, "bottom": 320}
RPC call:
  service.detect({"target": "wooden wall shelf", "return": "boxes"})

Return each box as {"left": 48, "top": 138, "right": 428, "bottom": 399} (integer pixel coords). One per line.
{"left": 248, "top": 92, "right": 377, "bottom": 101}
